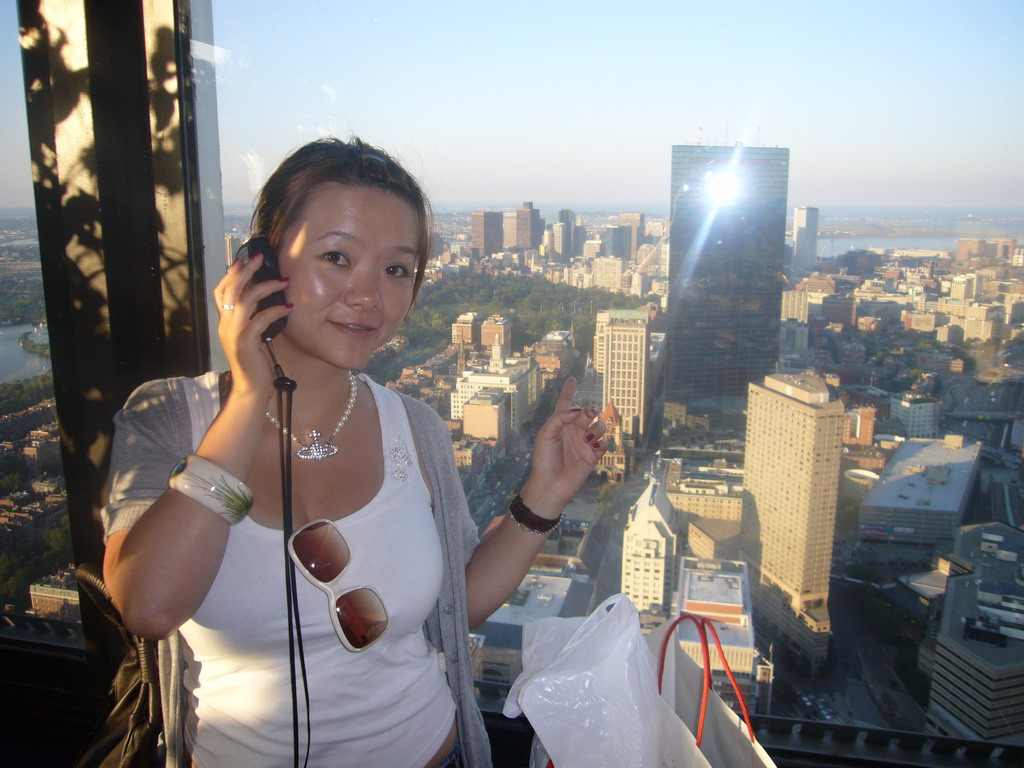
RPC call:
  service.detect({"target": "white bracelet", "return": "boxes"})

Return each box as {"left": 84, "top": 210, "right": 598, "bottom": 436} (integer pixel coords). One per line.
{"left": 168, "top": 455, "right": 253, "bottom": 525}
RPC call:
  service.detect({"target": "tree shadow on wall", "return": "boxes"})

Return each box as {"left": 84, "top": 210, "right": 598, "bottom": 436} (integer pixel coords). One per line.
{"left": 19, "top": 4, "right": 195, "bottom": 555}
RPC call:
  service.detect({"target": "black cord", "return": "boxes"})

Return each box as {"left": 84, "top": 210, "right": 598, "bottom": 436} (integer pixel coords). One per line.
{"left": 270, "top": 357, "right": 311, "bottom": 768}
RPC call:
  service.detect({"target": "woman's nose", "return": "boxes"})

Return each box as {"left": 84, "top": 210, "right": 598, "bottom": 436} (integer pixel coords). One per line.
{"left": 343, "top": 267, "right": 381, "bottom": 310}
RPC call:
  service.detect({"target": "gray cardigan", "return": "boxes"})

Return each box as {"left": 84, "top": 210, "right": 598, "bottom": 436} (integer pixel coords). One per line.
{"left": 103, "top": 374, "right": 492, "bottom": 767}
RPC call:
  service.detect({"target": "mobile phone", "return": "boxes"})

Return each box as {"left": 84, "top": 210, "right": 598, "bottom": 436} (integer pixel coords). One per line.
{"left": 235, "top": 236, "right": 287, "bottom": 342}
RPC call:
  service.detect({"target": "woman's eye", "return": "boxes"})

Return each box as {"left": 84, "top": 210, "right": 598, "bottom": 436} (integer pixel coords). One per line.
{"left": 324, "top": 251, "right": 348, "bottom": 265}
{"left": 385, "top": 263, "right": 412, "bottom": 277}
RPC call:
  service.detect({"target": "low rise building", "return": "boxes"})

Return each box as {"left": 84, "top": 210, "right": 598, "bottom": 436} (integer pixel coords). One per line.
{"left": 859, "top": 435, "right": 981, "bottom": 561}
{"left": 670, "top": 558, "right": 771, "bottom": 713}
{"left": 479, "top": 572, "right": 593, "bottom": 687}
{"left": 450, "top": 357, "right": 540, "bottom": 430}
{"left": 889, "top": 393, "right": 940, "bottom": 438}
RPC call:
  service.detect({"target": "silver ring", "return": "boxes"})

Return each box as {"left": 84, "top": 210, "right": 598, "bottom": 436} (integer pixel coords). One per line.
{"left": 221, "top": 304, "right": 235, "bottom": 310}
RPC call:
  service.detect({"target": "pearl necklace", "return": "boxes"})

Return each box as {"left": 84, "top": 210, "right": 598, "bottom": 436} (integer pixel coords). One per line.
{"left": 265, "top": 370, "right": 358, "bottom": 460}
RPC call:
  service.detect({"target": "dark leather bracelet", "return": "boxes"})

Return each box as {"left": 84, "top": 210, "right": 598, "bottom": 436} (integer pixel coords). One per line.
{"left": 508, "top": 494, "right": 562, "bottom": 535}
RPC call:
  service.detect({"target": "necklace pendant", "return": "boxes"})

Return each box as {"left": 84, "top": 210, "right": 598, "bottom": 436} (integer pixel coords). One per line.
{"left": 295, "top": 429, "right": 338, "bottom": 461}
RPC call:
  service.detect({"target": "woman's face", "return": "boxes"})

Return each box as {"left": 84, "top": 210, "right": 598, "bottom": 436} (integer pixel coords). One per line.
{"left": 273, "top": 183, "right": 420, "bottom": 371}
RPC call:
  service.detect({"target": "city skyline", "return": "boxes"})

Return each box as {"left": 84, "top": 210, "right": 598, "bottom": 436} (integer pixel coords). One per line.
{"left": 2, "top": 1, "right": 1022, "bottom": 212}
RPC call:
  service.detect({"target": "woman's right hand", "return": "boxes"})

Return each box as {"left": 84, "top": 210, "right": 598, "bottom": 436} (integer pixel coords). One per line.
{"left": 213, "top": 252, "right": 291, "bottom": 397}
{"left": 105, "top": 255, "right": 291, "bottom": 638}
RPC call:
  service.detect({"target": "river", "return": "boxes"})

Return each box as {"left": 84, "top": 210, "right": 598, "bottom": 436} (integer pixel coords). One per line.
{"left": 0, "top": 324, "right": 51, "bottom": 384}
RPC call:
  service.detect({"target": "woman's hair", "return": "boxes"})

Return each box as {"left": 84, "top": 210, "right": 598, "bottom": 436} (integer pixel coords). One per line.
{"left": 251, "top": 137, "right": 432, "bottom": 297}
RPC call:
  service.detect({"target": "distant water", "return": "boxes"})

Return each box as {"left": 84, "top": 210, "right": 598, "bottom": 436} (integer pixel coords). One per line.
{"left": 0, "top": 324, "right": 51, "bottom": 383}
{"left": 817, "top": 205, "right": 1024, "bottom": 223}
{"left": 818, "top": 236, "right": 959, "bottom": 257}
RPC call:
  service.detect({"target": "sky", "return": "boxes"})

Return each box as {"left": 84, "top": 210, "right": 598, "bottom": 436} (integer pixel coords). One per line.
{"left": 3, "top": 0, "right": 1023, "bottom": 214}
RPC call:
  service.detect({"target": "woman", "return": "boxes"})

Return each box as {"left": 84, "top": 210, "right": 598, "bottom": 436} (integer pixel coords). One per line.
{"left": 101, "top": 137, "right": 606, "bottom": 768}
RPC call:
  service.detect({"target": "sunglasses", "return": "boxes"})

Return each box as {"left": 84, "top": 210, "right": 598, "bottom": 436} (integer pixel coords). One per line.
{"left": 288, "top": 519, "right": 389, "bottom": 652}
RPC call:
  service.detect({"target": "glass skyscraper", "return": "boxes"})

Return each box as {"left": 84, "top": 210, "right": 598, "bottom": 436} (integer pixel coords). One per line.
{"left": 661, "top": 144, "right": 789, "bottom": 453}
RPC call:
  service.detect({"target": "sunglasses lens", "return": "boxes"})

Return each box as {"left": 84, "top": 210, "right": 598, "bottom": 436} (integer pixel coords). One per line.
{"left": 292, "top": 521, "right": 350, "bottom": 582}
{"left": 336, "top": 589, "right": 388, "bottom": 649}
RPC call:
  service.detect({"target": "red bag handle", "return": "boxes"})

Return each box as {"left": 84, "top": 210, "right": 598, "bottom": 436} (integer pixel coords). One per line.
{"left": 543, "top": 612, "right": 756, "bottom": 768}
{"left": 658, "top": 613, "right": 756, "bottom": 746}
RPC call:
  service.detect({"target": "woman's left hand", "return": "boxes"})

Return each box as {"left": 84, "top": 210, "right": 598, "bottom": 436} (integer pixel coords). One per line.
{"left": 519, "top": 377, "right": 607, "bottom": 520}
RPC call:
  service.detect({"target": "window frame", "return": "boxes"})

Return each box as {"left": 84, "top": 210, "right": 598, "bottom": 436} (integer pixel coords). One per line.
{"left": 2, "top": 0, "right": 211, "bottom": 736}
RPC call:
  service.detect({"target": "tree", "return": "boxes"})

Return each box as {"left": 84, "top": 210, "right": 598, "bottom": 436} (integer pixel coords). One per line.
{"left": 0, "top": 473, "right": 24, "bottom": 496}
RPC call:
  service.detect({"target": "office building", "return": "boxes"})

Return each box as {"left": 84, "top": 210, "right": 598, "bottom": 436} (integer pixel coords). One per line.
{"left": 502, "top": 212, "right": 519, "bottom": 249}
{"left": 991, "top": 238, "right": 1017, "bottom": 262}
{"left": 950, "top": 274, "right": 983, "bottom": 302}
{"left": 599, "top": 224, "right": 631, "bottom": 259}
{"left": 619, "top": 212, "right": 645, "bottom": 260}
{"left": 663, "top": 465, "right": 744, "bottom": 523}
{"left": 744, "top": 373, "right": 845, "bottom": 674}
{"left": 779, "top": 319, "right": 809, "bottom": 357}
{"left": 583, "top": 239, "right": 603, "bottom": 261}
{"left": 462, "top": 388, "right": 508, "bottom": 456}
{"left": 504, "top": 201, "right": 543, "bottom": 250}
{"left": 889, "top": 393, "right": 940, "bottom": 438}
{"left": 956, "top": 239, "right": 987, "bottom": 262}
{"left": 556, "top": 209, "right": 576, "bottom": 256}
{"left": 821, "top": 295, "right": 856, "bottom": 329}
{"left": 452, "top": 311, "right": 483, "bottom": 346}
{"left": 471, "top": 211, "right": 503, "bottom": 259}
{"left": 481, "top": 313, "right": 512, "bottom": 357}
{"left": 792, "top": 206, "right": 818, "bottom": 273}
{"left": 859, "top": 435, "right": 981, "bottom": 559}
{"left": 594, "top": 309, "right": 650, "bottom": 440}
{"left": 927, "top": 523, "right": 1024, "bottom": 744}
{"left": 781, "top": 290, "right": 809, "bottom": 323}
{"left": 28, "top": 566, "right": 80, "bottom": 621}
{"left": 592, "top": 257, "right": 625, "bottom": 293}
{"left": 663, "top": 144, "right": 789, "bottom": 452}
{"left": 551, "top": 222, "right": 569, "bottom": 260}
{"left": 621, "top": 478, "right": 679, "bottom": 624}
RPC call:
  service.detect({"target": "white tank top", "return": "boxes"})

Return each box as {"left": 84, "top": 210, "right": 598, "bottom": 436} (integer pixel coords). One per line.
{"left": 179, "top": 375, "right": 456, "bottom": 767}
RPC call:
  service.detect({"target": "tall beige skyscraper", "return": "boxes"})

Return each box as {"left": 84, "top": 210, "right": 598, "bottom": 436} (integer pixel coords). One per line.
{"left": 744, "top": 373, "right": 845, "bottom": 674}
{"left": 594, "top": 309, "right": 650, "bottom": 440}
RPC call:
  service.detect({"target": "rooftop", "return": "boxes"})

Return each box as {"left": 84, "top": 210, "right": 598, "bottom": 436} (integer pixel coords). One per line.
{"left": 941, "top": 523, "right": 1024, "bottom": 670}
{"left": 862, "top": 437, "right": 981, "bottom": 513}
{"left": 489, "top": 574, "right": 572, "bottom": 627}
{"left": 898, "top": 569, "right": 949, "bottom": 600}
{"left": 764, "top": 372, "right": 833, "bottom": 404}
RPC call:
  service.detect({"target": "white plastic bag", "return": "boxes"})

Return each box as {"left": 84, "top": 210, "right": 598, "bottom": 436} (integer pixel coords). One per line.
{"left": 506, "top": 594, "right": 707, "bottom": 768}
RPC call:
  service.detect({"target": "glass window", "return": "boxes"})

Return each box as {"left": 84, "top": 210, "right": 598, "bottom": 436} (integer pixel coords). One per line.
{"left": 0, "top": 6, "right": 78, "bottom": 649}
{"left": 8, "top": 0, "right": 1016, "bottom": 754}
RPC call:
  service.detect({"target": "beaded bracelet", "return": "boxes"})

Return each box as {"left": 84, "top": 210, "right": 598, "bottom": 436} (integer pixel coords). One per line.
{"left": 168, "top": 455, "right": 253, "bottom": 526}
{"left": 508, "top": 494, "right": 563, "bottom": 535}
